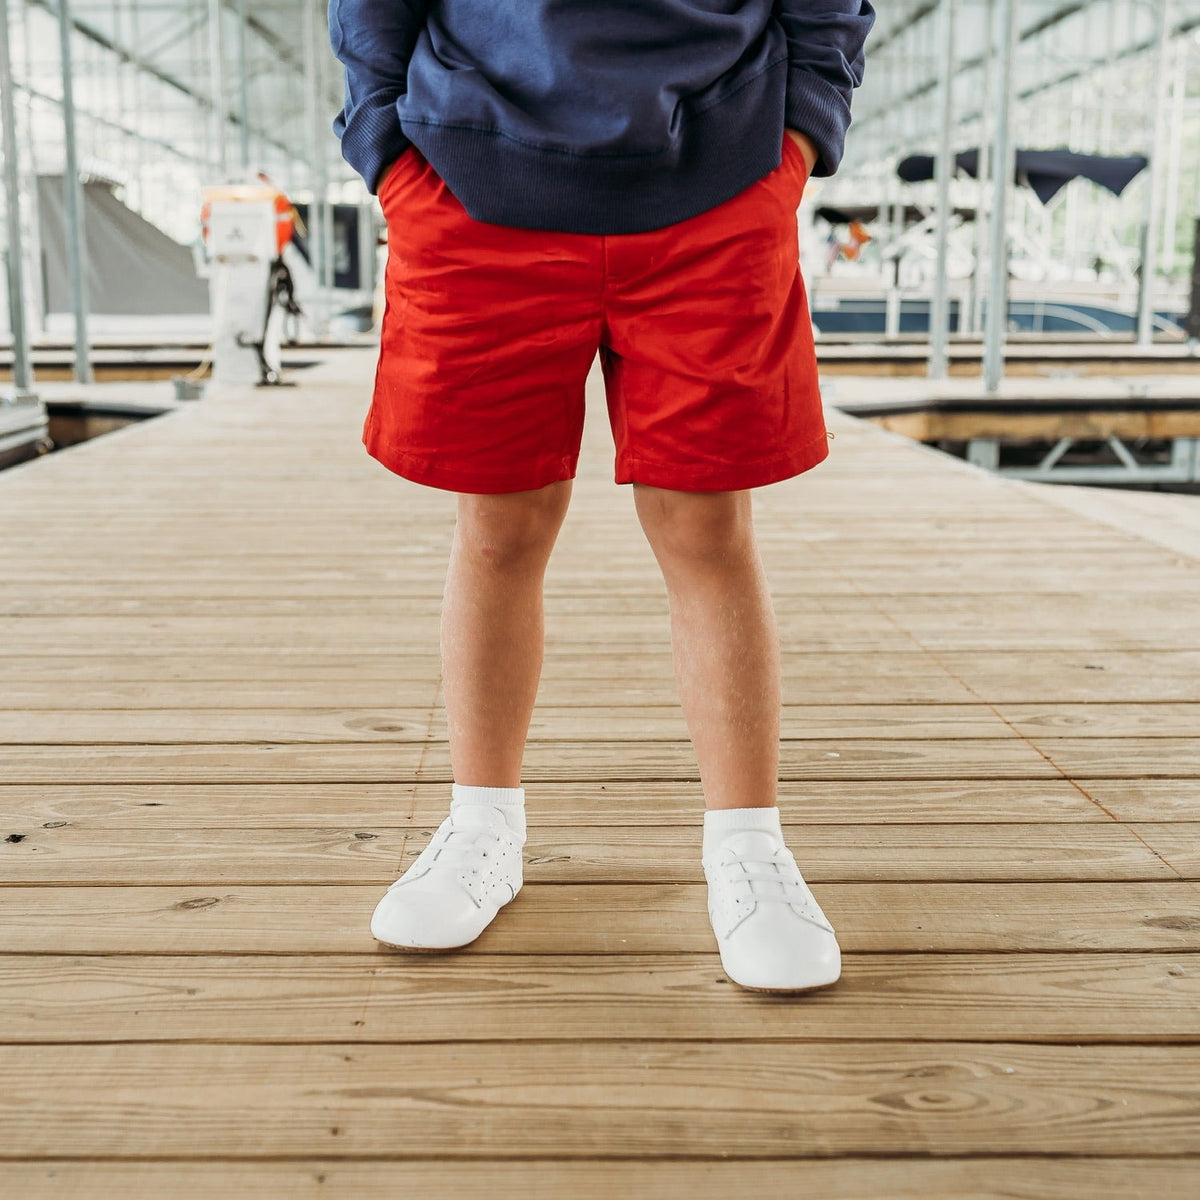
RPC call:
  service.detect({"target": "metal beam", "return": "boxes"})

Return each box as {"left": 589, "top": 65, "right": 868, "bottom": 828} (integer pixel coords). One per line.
{"left": 27, "top": 0, "right": 314, "bottom": 164}
{"left": 856, "top": 1, "right": 1200, "bottom": 135}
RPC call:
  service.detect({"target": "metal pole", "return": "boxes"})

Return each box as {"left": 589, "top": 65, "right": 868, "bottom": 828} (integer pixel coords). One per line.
{"left": 235, "top": 0, "right": 250, "bottom": 171}
{"left": 0, "top": 0, "right": 34, "bottom": 398}
{"left": 322, "top": 187, "right": 335, "bottom": 294}
{"left": 884, "top": 56, "right": 901, "bottom": 339}
{"left": 928, "top": 0, "right": 957, "bottom": 379}
{"left": 55, "top": 0, "right": 92, "bottom": 384}
{"left": 302, "top": 0, "right": 326, "bottom": 330}
{"left": 315, "top": 6, "right": 335, "bottom": 298}
{"left": 207, "top": 0, "right": 227, "bottom": 175}
{"left": 358, "top": 199, "right": 375, "bottom": 303}
{"left": 983, "top": 0, "right": 1019, "bottom": 394}
{"left": 1063, "top": 76, "right": 1082, "bottom": 276}
{"left": 1162, "top": 32, "right": 1186, "bottom": 277}
{"left": 1137, "top": 0, "right": 1170, "bottom": 345}
{"left": 970, "top": 0, "right": 995, "bottom": 336}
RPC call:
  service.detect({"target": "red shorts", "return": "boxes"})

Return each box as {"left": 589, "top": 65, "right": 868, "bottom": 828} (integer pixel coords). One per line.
{"left": 366, "top": 133, "right": 829, "bottom": 494}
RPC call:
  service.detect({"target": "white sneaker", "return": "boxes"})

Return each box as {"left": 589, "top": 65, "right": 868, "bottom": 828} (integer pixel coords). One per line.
{"left": 702, "top": 829, "right": 841, "bottom": 992}
{"left": 371, "top": 803, "right": 525, "bottom": 951}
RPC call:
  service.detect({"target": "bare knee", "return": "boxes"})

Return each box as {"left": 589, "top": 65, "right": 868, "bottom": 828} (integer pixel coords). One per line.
{"left": 633, "top": 484, "right": 755, "bottom": 567}
{"left": 455, "top": 479, "right": 572, "bottom": 571}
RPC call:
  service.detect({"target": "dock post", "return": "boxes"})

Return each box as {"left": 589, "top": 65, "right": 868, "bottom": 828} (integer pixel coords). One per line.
{"left": 966, "top": 438, "right": 999, "bottom": 471}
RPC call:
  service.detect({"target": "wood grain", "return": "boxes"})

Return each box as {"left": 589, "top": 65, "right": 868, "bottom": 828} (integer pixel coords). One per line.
{"left": 0, "top": 823, "right": 1178, "bottom": 884}
{"left": 2, "top": 953, "right": 1197, "bottom": 1044}
{"left": 2, "top": 883, "right": 1197, "bottom": 954}
{"left": 5, "top": 1158, "right": 1199, "bottom": 1200}
{"left": 4, "top": 348, "right": 1200, "bottom": 1187}
{"left": 2, "top": 1042, "right": 1198, "bottom": 1157}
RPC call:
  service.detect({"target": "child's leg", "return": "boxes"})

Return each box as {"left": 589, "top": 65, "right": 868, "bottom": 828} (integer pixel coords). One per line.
{"left": 441, "top": 479, "right": 573, "bottom": 786}
{"left": 633, "top": 481, "right": 840, "bottom": 992}
{"left": 631, "top": 483, "right": 779, "bottom": 812}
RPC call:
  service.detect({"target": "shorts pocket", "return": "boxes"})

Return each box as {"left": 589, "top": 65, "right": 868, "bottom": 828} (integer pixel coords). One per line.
{"left": 378, "top": 145, "right": 419, "bottom": 207}
{"left": 781, "top": 132, "right": 811, "bottom": 190}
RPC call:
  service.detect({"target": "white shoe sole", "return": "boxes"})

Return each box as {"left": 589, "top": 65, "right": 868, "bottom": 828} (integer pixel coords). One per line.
{"left": 723, "top": 967, "right": 842, "bottom": 994}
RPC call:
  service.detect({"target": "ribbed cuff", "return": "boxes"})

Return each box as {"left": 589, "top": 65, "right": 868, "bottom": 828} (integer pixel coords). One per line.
{"left": 784, "top": 69, "right": 852, "bottom": 178}
{"left": 451, "top": 783, "right": 526, "bottom": 840}
{"left": 703, "top": 805, "right": 782, "bottom": 858}
{"left": 451, "top": 784, "right": 525, "bottom": 808}
{"left": 337, "top": 93, "right": 412, "bottom": 194}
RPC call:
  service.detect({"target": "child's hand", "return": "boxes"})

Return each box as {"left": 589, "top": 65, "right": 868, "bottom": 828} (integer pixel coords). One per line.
{"left": 784, "top": 128, "right": 818, "bottom": 177}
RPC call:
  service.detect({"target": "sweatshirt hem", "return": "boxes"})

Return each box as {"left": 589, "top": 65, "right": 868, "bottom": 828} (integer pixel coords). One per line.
{"left": 400, "top": 59, "right": 792, "bottom": 235}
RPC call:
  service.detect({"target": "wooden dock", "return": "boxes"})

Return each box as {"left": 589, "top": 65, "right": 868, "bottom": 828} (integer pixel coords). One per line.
{"left": 2, "top": 347, "right": 1199, "bottom": 1197}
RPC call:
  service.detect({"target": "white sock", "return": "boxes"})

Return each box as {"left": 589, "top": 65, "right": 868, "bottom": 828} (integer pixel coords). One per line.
{"left": 703, "top": 804, "right": 782, "bottom": 859}
{"left": 451, "top": 783, "right": 526, "bottom": 840}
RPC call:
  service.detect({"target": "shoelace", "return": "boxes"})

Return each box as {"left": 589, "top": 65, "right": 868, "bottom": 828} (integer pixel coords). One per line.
{"left": 390, "top": 817, "right": 513, "bottom": 905}
{"left": 713, "top": 850, "right": 816, "bottom": 910}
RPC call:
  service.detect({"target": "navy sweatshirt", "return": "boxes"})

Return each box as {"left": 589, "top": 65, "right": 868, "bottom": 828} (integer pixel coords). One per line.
{"left": 330, "top": 1, "right": 876, "bottom": 235}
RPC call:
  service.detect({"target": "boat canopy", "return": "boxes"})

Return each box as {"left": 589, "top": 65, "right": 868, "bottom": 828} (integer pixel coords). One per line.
{"left": 897, "top": 148, "right": 1148, "bottom": 204}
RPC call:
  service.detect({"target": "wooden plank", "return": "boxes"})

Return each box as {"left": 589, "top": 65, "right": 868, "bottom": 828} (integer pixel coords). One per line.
{"left": 5, "top": 563, "right": 1199, "bottom": 606}
{"left": 4, "top": 1158, "right": 1198, "bottom": 1200}
{"left": 2, "top": 1042, "right": 1198, "bottom": 1157}
{"left": 0, "top": 739, "right": 1061, "bottom": 783}
{"left": 999, "top": 702, "right": 1200, "bottom": 737}
{"left": 3, "top": 953, "right": 1197, "bottom": 1044}
{"left": 0, "top": 619, "right": 927, "bottom": 655}
{"left": 0, "top": 823, "right": 1175, "bottom": 884}
{"left": 2, "top": 527, "right": 1164, "bottom": 549}
{"left": 872, "top": 407, "right": 1200, "bottom": 440}
{"left": 0, "top": 703, "right": 1022, "bottom": 743}
{"left": 1027, "top": 738, "right": 1200, "bottom": 777}
{"left": 6, "top": 557, "right": 1191, "bottom": 594}
{"left": 8, "top": 648, "right": 1200, "bottom": 704}
{"left": 29, "top": 586, "right": 1198, "bottom": 616}
{"left": 14, "top": 590, "right": 1195, "bottom": 619}
{"left": 1129, "top": 824, "right": 1200, "bottom": 877}
{"left": 1012, "top": 474, "right": 1200, "bottom": 563}
{"left": 1085, "top": 779, "right": 1200, "bottom": 822}
{"left": 6, "top": 602, "right": 1200, "bottom": 650}
{"left": 0, "top": 779, "right": 1113, "bottom": 828}
{"left": 5, "top": 701, "right": 1200, "bottom": 742}
{"left": 0, "top": 656, "right": 981, "bottom": 708}
{"left": 1, "top": 884, "right": 1195, "bottom": 953}
{"left": 934, "top": 649, "right": 1200, "bottom": 703}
